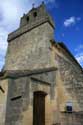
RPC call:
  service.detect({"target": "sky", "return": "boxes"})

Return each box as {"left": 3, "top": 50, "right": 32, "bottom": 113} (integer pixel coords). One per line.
{"left": 0, "top": 0, "right": 83, "bottom": 70}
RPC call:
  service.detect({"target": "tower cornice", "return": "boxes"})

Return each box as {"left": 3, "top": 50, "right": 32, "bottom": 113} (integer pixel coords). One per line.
{"left": 8, "top": 16, "right": 54, "bottom": 42}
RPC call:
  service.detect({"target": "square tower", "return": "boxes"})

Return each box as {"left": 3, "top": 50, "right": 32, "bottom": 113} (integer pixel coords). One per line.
{"left": 4, "top": 2, "right": 55, "bottom": 70}
{"left": 4, "top": 3, "right": 57, "bottom": 125}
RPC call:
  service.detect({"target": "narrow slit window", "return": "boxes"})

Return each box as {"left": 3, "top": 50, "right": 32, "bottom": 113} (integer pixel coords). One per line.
{"left": 11, "top": 95, "right": 22, "bottom": 101}
{"left": 0, "top": 86, "right": 5, "bottom": 93}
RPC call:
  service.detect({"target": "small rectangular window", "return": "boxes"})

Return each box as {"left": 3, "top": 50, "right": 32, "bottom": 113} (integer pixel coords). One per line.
{"left": 66, "top": 101, "right": 73, "bottom": 113}
{"left": 66, "top": 105, "right": 72, "bottom": 112}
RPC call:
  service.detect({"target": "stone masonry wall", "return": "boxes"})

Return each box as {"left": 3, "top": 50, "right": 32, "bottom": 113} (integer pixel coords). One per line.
{"left": 0, "top": 79, "right": 8, "bottom": 125}
{"left": 55, "top": 54, "right": 83, "bottom": 111}
{"left": 5, "top": 69, "right": 56, "bottom": 125}
{"left": 54, "top": 47, "right": 83, "bottom": 124}
{"left": 5, "top": 23, "right": 54, "bottom": 70}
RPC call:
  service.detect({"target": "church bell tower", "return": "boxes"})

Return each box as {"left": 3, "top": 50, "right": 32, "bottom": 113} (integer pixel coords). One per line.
{"left": 5, "top": 2, "right": 57, "bottom": 125}
{"left": 5, "top": 2, "right": 55, "bottom": 70}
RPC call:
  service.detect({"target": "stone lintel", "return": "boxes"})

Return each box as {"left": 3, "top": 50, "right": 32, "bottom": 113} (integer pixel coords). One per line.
{"left": 31, "top": 76, "right": 51, "bottom": 85}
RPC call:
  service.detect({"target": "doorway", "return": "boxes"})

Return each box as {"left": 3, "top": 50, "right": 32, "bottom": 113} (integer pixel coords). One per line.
{"left": 33, "top": 91, "right": 47, "bottom": 125}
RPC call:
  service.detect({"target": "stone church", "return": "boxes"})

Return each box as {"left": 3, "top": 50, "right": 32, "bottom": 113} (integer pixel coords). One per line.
{"left": 0, "top": 2, "right": 83, "bottom": 125}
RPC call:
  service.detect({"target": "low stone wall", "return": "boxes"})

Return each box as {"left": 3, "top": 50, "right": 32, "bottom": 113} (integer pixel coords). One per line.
{"left": 60, "top": 112, "right": 83, "bottom": 125}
